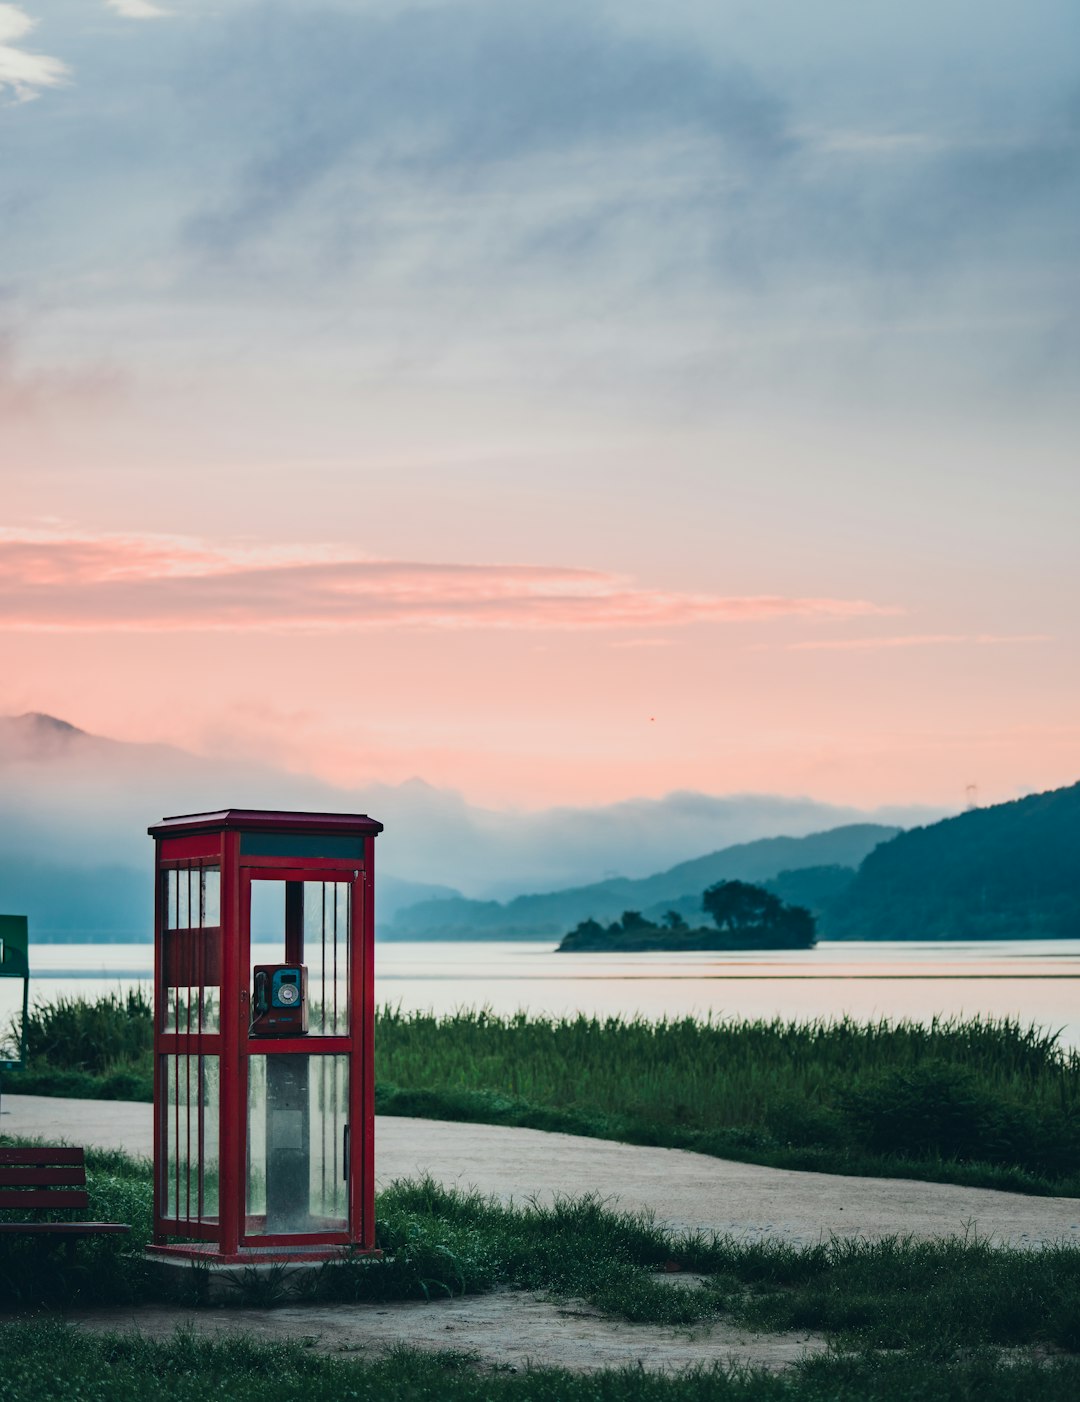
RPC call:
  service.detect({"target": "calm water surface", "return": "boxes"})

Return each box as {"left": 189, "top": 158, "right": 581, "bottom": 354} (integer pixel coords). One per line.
{"left": 21, "top": 939, "right": 1080, "bottom": 1049}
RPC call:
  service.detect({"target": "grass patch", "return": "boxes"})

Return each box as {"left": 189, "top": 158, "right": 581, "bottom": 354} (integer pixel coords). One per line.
{"left": 2, "top": 1147, "right": 1079, "bottom": 1358}
{"left": 1, "top": 1321, "right": 1080, "bottom": 1402}
{"left": 7, "top": 999, "right": 1080, "bottom": 1192}
{"left": 357, "top": 1178, "right": 1080, "bottom": 1354}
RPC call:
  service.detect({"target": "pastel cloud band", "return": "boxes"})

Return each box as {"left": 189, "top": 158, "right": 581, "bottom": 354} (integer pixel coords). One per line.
{"left": 787, "top": 634, "right": 1050, "bottom": 651}
{"left": 0, "top": 530, "right": 898, "bottom": 633}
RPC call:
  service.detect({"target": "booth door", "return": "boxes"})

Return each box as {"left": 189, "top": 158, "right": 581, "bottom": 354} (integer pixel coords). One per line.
{"left": 241, "top": 869, "right": 360, "bottom": 1244}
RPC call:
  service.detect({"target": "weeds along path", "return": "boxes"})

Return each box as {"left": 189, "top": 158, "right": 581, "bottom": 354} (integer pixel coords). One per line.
{"left": 5, "top": 1095, "right": 1080, "bottom": 1247}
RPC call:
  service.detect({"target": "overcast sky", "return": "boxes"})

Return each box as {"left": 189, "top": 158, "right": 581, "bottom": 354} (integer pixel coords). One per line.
{"left": 2, "top": 0, "right": 1078, "bottom": 811}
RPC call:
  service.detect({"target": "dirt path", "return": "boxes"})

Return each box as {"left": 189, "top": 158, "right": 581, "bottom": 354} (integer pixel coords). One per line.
{"left": 5, "top": 1094, "right": 1079, "bottom": 1247}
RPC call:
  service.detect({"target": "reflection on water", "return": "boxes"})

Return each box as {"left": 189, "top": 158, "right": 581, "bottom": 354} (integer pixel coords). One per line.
{"left": 24, "top": 939, "right": 1080, "bottom": 1049}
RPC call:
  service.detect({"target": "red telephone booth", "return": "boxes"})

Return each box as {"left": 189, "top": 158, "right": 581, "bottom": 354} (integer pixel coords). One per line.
{"left": 146, "top": 809, "right": 383, "bottom": 1264}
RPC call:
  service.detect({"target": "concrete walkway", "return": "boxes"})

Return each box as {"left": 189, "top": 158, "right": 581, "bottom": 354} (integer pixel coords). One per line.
{"left": 4, "top": 1093, "right": 1079, "bottom": 1247}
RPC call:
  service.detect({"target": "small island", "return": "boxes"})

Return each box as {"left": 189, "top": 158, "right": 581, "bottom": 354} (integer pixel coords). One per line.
{"left": 557, "top": 879, "right": 817, "bottom": 952}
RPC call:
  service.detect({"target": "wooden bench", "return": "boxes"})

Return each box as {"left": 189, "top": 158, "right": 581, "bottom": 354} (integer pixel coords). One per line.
{"left": 0, "top": 1147, "right": 131, "bottom": 1260}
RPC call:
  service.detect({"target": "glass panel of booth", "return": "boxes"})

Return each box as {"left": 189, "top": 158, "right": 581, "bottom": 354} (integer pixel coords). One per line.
{"left": 161, "top": 866, "right": 221, "bottom": 1034}
{"left": 249, "top": 877, "right": 351, "bottom": 1037}
{"left": 163, "top": 1053, "right": 220, "bottom": 1225}
{"left": 165, "top": 867, "right": 221, "bottom": 929}
{"left": 245, "top": 1053, "right": 349, "bottom": 1236}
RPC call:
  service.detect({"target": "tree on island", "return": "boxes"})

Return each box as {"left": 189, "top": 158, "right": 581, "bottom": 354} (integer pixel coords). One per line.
{"left": 702, "top": 879, "right": 816, "bottom": 946}
{"left": 557, "top": 881, "right": 816, "bottom": 952}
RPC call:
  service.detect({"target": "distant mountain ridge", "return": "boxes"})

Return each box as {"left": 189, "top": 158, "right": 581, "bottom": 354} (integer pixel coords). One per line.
{"left": 384, "top": 825, "right": 899, "bottom": 939}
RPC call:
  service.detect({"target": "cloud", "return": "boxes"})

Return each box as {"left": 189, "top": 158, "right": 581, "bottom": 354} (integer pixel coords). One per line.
{"left": 186, "top": 2, "right": 790, "bottom": 254}
{"left": 0, "top": 4, "right": 67, "bottom": 101}
{"left": 5, "top": 0, "right": 1076, "bottom": 417}
{"left": 178, "top": 2, "right": 1080, "bottom": 304}
{"left": 787, "top": 634, "right": 1051, "bottom": 652}
{"left": 105, "top": 0, "right": 169, "bottom": 16}
{"left": 0, "top": 528, "right": 896, "bottom": 633}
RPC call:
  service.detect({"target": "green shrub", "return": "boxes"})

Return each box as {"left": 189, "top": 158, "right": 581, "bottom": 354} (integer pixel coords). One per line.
{"left": 21, "top": 989, "right": 153, "bottom": 1075}
{"left": 837, "top": 1060, "right": 1080, "bottom": 1176}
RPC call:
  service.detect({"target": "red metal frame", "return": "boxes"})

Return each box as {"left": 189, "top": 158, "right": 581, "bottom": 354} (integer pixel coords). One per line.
{"left": 146, "top": 809, "right": 382, "bottom": 1266}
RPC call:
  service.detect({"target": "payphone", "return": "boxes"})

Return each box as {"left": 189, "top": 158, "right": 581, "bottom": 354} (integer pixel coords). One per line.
{"left": 252, "top": 964, "right": 308, "bottom": 1036}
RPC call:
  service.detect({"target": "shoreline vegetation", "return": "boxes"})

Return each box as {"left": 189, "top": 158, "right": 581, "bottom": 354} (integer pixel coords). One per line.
{"left": 6, "top": 994, "right": 1080, "bottom": 1197}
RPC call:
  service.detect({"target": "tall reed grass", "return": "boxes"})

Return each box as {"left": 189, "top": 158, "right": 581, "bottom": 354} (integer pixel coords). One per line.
{"left": 375, "top": 1008, "right": 1080, "bottom": 1188}
{"left": 377, "top": 1006, "right": 1078, "bottom": 1127}
{"left": 7, "top": 990, "right": 154, "bottom": 1099}
{"left": 22, "top": 989, "right": 153, "bottom": 1074}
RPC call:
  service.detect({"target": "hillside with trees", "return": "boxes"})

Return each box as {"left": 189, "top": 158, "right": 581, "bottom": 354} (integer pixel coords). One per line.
{"left": 824, "top": 782, "right": 1080, "bottom": 940}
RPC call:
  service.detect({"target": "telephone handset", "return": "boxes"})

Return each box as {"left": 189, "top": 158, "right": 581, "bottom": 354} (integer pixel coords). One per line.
{"left": 250, "top": 964, "right": 308, "bottom": 1036}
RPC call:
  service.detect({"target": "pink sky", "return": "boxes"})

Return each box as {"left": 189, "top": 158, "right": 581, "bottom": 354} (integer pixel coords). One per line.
{"left": 1, "top": 502, "right": 1074, "bottom": 811}
{"left": 2, "top": 1, "right": 1078, "bottom": 814}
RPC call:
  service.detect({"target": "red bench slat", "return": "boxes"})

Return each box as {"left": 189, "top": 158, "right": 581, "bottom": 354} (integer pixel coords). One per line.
{"left": 0, "top": 1189, "right": 90, "bottom": 1209}
{"left": 0, "top": 1223, "right": 129, "bottom": 1236}
{"left": 0, "top": 1168, "right": 86, "bottom": 1186}
{"left": 0, "top": 1148, "right": 85, "bottom": 1166}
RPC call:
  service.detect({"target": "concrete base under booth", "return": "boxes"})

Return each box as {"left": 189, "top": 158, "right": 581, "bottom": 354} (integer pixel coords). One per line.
{"left": 144, "top": 1245, "right": 382, "bottom": 1305}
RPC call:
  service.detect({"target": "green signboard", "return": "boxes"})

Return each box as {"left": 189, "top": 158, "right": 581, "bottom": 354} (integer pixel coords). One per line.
{"left": 0, "top": 914, "right": 29, "bottom": 1070}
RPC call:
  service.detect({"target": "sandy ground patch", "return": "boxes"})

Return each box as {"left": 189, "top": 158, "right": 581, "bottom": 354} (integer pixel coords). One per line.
{"left": 4, "top": 1094, "right": 1079, "bottom": 1247}
{"left": 65, "top": 1292, "right": 825, "bottom": 1374}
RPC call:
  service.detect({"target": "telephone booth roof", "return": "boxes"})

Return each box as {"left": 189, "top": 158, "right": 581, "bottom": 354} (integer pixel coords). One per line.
{"left": 149, "top": 809, "right": 384, "bottom": 839}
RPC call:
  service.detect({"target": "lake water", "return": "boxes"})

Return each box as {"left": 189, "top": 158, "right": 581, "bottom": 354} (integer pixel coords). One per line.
{"left": 18, "top": 939, "right": 1080, "bottom": 1049}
